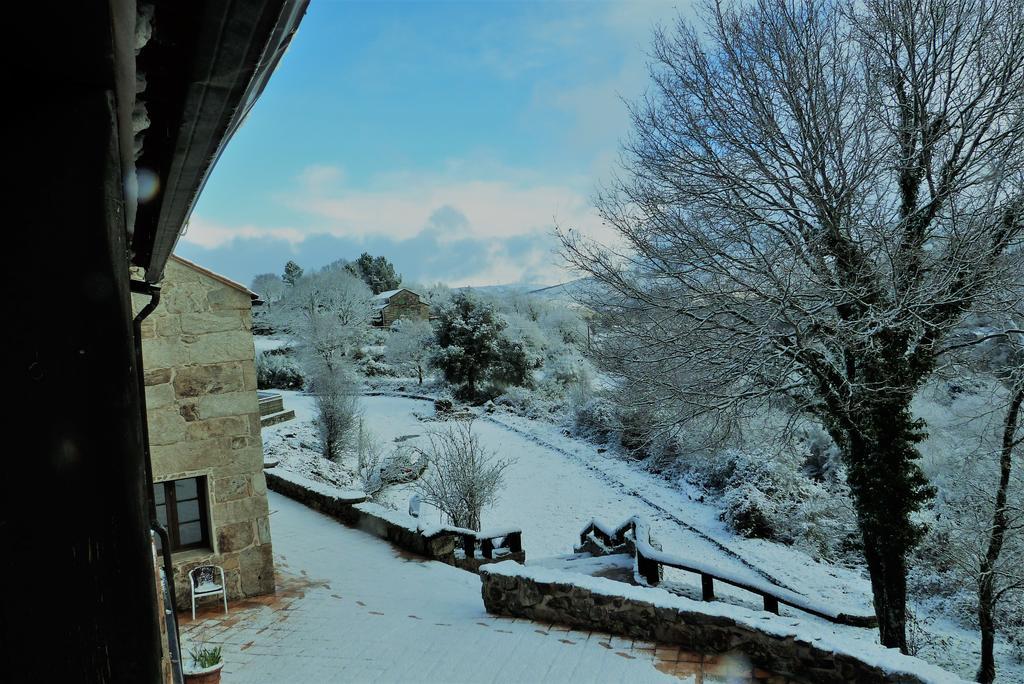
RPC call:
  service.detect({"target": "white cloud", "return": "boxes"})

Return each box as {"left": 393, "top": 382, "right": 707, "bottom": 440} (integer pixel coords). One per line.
{"left": 182, "top": 217, "right": 305, "bottom": 249}
{"left": 179, "top": 162, "right": 616, "bottom": 287}
{"left": 288, "top": 165, "right": 606, "bottom": 245}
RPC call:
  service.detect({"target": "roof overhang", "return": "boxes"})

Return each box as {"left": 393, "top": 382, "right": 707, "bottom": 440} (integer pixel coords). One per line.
{"left": 131, "top": 0, "right": 310, "bottom": 284}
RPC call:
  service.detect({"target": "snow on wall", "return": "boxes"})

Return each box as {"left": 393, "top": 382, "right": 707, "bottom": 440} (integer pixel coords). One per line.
{"left": 264, "top": 465, "right": 526, "bottom": 571}
{"left": 481, "top": 561, "right": 966, "bottom": 684}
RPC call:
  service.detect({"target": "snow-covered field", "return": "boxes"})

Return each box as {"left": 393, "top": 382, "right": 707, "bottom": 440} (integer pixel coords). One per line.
{"left": 259, "top": 388, "right": 1024, "bottom": 681}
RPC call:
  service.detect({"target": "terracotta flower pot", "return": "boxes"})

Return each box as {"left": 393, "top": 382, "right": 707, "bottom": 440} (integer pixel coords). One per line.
{"left": 183, "top": 662, "right": 223, "bottom": 684}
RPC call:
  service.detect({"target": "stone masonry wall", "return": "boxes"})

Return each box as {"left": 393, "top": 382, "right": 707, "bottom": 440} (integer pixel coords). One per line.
{"left": 380, "top": 290, "right": 430, "bottom": 327}
{"left": 133, "top": 257, "right": 274, "bottom": 609}
{"left": 479, "top": 566, "right": 950, "bottom": 684}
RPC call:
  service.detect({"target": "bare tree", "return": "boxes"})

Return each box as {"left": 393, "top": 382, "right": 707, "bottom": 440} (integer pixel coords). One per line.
{"left": 310, "top": 366, "right": 360, "bottom": 462}
{"left": 414, "top": 421, "right": 512, "bottom": 531}
{"left": 940, "top": 314, "right": 1024, "bottom": 682}
{"left": 250, "top": 273, "right": 286, "bottom": 333}
{"left": 978, "top": 373, "right": 1024, "bottom": 682}
{"left": 561, "top": 0, "right": 1024, "bottom": 651}
{"left": 386, "top": 318, "right": 436, "bottom": 385}
{"left": 279, "top": 268, "right": 372, "bottom": 460}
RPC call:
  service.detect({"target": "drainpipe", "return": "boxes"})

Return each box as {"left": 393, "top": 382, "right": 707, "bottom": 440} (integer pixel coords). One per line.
{"left": 130, "top": 280, "right": 183, "bottom": 683}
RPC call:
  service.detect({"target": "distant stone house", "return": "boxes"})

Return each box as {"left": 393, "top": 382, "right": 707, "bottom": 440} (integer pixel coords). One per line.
{"left": 133, "top": 255, "right": 274, "bottom": 609}
{"left": 371, "top": 288, "right": 431, "bottom": 327}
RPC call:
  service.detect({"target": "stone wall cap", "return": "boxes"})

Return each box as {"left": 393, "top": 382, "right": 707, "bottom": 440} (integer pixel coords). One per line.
{"left": 480, "top": 562, "right": 965, "bottom": 684}
{"left": 264, "top": 468, "right": 367, "bottom": 503}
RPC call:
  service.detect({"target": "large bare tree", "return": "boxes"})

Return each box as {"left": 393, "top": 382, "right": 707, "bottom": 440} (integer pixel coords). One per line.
{"left": 561, "top": 0, "right": 1024, "bottom": 651}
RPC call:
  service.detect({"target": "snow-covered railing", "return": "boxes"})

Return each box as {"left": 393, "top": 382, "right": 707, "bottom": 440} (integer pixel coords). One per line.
{"left": 469, "top": 527, "right": 523, "bottom": 560}
{"left": 420, "top": 524, "right": 522, "bottom": 560}
{"left": 579, "top": 516, "right": 876, "bottom": 628}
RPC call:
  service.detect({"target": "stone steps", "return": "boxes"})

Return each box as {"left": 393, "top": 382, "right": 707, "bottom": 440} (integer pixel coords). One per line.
{"left": 261, "top": 409, "right": 295, "bottom": 428}
{"left": 258, "top": 393, "right": 284, "bottom": 416}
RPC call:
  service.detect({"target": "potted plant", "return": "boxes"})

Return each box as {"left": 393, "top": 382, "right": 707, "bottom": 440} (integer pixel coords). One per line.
{"left": 183, "top": 645, "right": 223, "bottom": 684}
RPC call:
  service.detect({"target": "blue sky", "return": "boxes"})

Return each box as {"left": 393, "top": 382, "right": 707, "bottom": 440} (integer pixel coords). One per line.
{"left": 177, "top": 0, "right": 689, "bottom": 288}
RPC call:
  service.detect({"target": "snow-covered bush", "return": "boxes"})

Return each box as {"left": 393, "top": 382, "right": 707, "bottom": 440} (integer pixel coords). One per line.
{"left": 543, "top": 351, "right": 592, "bottom": 388}
{"left": 799, "top": 423, "right": 842, "bottom": 482}
{"left": 721, "top": 482, "right": 777, "bottom": 539}
{"left": 255, "top": 351, "right": 304, "bottom": 390}
{"left": 356, "top": 423, "right": 419, "bottom": 497}
{"left": 700, "top": 447, "right": 857, "bottom": 557}
{"left": 571, "top": 396, "right": 619, "bottom": 441}
{"left": 357, "top": 356, "right": 395, "bottom": 377}
{"left": 493, "top": 386, "right": 543, "bottom": 417}
{"left": 538, "top": 306, "right": 588, "bottom": 347}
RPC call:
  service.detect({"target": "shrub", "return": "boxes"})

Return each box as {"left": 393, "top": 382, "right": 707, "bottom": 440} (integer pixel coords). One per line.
{"left": 414, "top": 420, "right": 512, "bottom": 530}
{"left": 356, "top": 422, "right": 421, "bottom": 497}
{"left": 721, "top": 483, "right": 777, "bottom": 539}
{"left": 255, "top": 351, "right": 303, "bottom": 390}
{"left": 358, "top": 357, "right": 395, "bottom": 377}
{"left": 572, "top": 396, "right": 619, "bottom": 441}
{"left": 700, "top": 447, "right": 858, "bottom": 556}
{"left": 494, "top": 386, "right": 536, "bottom": 416}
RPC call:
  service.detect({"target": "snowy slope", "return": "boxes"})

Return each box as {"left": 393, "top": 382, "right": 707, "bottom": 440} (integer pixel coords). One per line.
{"left": 261, "top": 390, "right": 1021, "bottom": 682}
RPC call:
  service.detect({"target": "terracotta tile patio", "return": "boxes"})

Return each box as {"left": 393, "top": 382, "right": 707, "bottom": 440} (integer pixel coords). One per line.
{"left": 178, "top": 492, "right": 798, "bottom": 683}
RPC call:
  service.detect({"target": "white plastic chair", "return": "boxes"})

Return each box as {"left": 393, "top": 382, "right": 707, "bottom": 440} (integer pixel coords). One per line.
{"left": 189, "top": 565, "right": 228, "bottom": 620}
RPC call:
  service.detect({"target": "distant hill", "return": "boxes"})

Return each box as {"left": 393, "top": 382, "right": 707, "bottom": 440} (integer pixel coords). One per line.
{"left": 452, "top": 283, "right": 531, "bottom": 298}
{"left": 453, "top": 277, "right": 599, "bottom": 303}
{"left": 527, "top": 277, "right": 597, "bottom": 302}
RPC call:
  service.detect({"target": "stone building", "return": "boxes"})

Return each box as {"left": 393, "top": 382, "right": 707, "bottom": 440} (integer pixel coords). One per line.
{"left": 371, "top": 288, "right": 431, "bottom": 327}
{"left": 133, "top": 255, "right": 274, "bottom": 608}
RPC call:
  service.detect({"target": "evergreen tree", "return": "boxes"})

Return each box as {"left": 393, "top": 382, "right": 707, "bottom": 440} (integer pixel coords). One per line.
{"left": 346, "top": 252, "right": 401, "bottom": 294}
{"left": 282, "top": 260, "right": 304, "bottom": 286}
{"left": 433, "top": 293, "right": 530, "bottom": 402}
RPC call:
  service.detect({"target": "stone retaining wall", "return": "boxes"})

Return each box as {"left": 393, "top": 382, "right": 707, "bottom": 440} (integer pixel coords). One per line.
{"left": 265, "top": 468, "right": 525, "bottom": 571}
{"left": 480, "top": 563, "right": 959, "bottom": 684}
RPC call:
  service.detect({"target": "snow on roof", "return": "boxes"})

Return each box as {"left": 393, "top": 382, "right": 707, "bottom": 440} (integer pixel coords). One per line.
{"left": 372, "top": 288, "right": 423, "bottom": 302}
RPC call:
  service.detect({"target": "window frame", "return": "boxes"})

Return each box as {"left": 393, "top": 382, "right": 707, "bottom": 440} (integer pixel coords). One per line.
{"left": 154, "top": 476, "right": 211, "bottom": 554}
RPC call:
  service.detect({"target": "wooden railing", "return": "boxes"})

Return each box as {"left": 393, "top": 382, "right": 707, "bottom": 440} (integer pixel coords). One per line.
{"left": 579, "top": 517, "right": 876, "bottom": 628}
{"left": 460, "top": 527, "right": 523, "bottom": 560}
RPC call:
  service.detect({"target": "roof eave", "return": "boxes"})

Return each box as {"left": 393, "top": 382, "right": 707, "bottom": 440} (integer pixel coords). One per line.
{"left": 131, "top": 0, "right": 310, "bottom": 284}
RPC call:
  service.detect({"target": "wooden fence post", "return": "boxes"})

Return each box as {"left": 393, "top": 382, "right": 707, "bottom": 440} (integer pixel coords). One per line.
{"left": 637, "top": 553, "right": 660, "bottom": 586}
{"left": 701, "top": 574, "right": 715, "bottom": 601}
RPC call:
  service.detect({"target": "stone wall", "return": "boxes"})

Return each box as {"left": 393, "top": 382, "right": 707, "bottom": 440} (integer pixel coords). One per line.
{"left": 265, "top": 468, "right": 525, "bottom": 571}
{"left": 380, "top": 289, "right": 430, "bottom": 327}
{"left": 134, "top": 256, "right": 274, "bottom": 609}
{"left": 480, "top": 564, "right": 957, "bottom": 684}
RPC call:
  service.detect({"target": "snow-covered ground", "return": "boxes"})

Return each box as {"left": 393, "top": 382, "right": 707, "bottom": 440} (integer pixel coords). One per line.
{"left": 182, "top": 491, "right": 686, "bottom": 683}
{"left": 254, "top": 336, "right": 290, "bottom": 354}
{"left": 260, "top": 388, "right": 1019, "bottom": 682}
